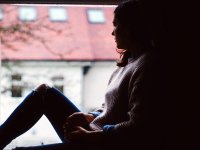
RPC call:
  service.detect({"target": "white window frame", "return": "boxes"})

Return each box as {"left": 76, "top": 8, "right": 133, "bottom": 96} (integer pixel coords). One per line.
{"left": 18, "top": 6, "right": 37, "bottom": 21}
{"left": 87, "top": 9, "right": 105, "bottom": 24}
{"left": 48, "top": 7, "right": 68, "bottom": 22}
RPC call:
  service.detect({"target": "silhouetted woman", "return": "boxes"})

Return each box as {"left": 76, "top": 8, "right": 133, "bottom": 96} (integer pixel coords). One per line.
{"left": 0, "top": 0, "right": 165, "bottom": 149}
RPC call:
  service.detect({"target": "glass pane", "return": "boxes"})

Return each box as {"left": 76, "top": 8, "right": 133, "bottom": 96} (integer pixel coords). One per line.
{"left": 19, "top": 6, "right": 37, "bottom": 21}
{"left": 0, "top": 4, "right": 117, "bottom": 149}
{"left": 87, "top": 9, "right": 105, "bottom": 23}
{"left": 11, "top": 85, "right": 22, "bottom": 97}
{"left": 49, "top": 7, "right": 68, "bottom": 21}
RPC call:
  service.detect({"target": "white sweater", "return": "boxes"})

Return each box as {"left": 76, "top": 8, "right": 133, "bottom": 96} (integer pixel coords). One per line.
{"left": 89, "top": 52, "right": 148, "bottom": 132}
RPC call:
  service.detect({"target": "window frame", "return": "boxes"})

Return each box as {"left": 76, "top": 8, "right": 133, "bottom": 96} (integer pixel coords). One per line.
{"left": 18, "top": 6, "right": 37, "bottom": 22}
{"left": 48, "top": 6, "right": 68, "bottom": 22}
{"left": 87, "top": 9, "right": 106, "bottom": 24}
{"left": 11, "top": 74, "right": 23, "bottom": 97}
{"left": 51, "top": 76, "right": 64, "bottom": 93}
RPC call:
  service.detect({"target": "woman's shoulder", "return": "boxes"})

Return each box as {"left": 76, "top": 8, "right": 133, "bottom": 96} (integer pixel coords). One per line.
{"left": 129, "top": 51, "right": 158, "bottom": 68}
{"left": 127, "top": 52, "right": 148, "bottom": 68}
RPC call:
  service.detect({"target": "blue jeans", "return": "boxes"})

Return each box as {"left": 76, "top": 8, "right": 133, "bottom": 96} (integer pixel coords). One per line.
{"left": 0, "top": 87, "right": 90, "bottom": 149}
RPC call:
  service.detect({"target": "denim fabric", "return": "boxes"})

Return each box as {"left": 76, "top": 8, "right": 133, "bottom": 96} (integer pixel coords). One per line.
{"left": 0, "top": 87, "right": 80, "bottom": 149}
{"left": 103, "top": 125, "right": 115, "bottom": 133}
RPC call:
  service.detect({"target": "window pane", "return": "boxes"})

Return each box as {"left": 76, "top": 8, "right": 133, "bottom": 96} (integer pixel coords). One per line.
{"left": 19, "top": 6, "right": 37, "bottom": 21}
{"left": 49, "top": 7, "right": 68, "bottom": 21}
{"left": 11, "top": 85, "right": 22, "bottom": 97}
{"left": 87, "top": 9, "right": 105, "bottom": 23}
{"left": 11, "top": 74, "right": 22, "bottom": 97}
{"left": 52, "top": 76, "right": 64, "bottom": 93}
{"left": 54, "top": 85, "right": 64, "bottom": 92}
{"left": 12, "top": 74, "right": 21, "bottom": 81}
{"left": 1, "top": 4, "right": 116, "bottom": 149}
{"left": 0, "top": 7, "right": 3, "bottom": 20}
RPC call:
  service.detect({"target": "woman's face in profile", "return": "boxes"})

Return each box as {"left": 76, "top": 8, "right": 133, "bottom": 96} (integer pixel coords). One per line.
{"left": 112, "top": 16, "right": 128, "bottom": 50}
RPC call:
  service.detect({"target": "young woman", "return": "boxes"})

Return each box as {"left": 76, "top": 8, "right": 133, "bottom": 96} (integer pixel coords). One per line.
{"left": 0, "top": 0, "right": 165, "bottom": 149}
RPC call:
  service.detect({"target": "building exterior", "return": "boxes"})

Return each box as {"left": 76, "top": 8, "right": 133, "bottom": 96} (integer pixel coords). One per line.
{"left": 0, "top": 4, "right": 117, "bottom": 149}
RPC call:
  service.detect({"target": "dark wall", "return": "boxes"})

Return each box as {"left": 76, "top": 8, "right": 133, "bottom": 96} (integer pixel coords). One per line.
{"left": 154, "top": 0, "right": 199, "bottom": 149}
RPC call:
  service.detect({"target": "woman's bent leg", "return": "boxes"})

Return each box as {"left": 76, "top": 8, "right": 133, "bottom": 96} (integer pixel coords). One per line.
{"left": 43, "top": 86, "right": 80, "bottom": 141}
{"left": 0, "top": 84, "right": 80, "bottom": 149}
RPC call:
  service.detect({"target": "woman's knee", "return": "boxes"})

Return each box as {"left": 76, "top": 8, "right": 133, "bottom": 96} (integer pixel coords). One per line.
{"left": 35, "top": 84, "right": 51, "bottom": 95}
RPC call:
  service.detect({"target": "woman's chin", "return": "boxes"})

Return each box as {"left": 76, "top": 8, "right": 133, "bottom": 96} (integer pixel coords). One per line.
{"left": 116, "top": 45, "right": 124, "bottom": 50}
{"left": 116, "top": 45, "right": 121, "bottom": 49}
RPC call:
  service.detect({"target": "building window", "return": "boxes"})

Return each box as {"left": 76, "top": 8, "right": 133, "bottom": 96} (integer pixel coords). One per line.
{"left": 49, "top": 7, "right": 68, "bottom": 22}
{"left": 11, "top": 74, "right": 22, "bottom": 97}
{"left": 52, "top": 76, "right": 64, "bottom": 93}
{"left": 87, "top": 9, "right": 105, "bottom": 24}
{"left": 19, "top": 6, "right": 37, "bottom": 21}
{"left": 0, "top": 8, "right": 3, "bottom": 20}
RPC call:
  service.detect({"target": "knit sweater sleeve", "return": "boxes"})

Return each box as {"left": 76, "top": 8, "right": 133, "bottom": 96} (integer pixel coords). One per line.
{"left": 102, "top": 66, "right": 145, "bottom": 134}
{"left": 103, "top": 56, "right": 158, "bottom": 141}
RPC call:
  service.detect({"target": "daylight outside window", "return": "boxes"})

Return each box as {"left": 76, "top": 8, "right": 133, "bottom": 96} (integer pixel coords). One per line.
{"left": 49, "top": 7, "right": 68, "bottom": 22}
{"left": 0, "top": 4, "right": 117, "bottom": 149}
{"left": 87, "top": 9, "right": 105, "bottom": 23}
{"left": 19, "top": 6, "right": 37, "bottom": 21}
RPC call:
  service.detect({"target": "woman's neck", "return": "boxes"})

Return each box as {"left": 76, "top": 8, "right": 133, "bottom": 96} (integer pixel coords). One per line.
{"left": 127, "top": 43, "right": 143, "bottom": 59}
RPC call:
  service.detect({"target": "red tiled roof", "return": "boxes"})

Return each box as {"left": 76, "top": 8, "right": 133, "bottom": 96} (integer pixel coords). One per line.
{"left": 0, "top": 5, "right": 118, "bottom": 61}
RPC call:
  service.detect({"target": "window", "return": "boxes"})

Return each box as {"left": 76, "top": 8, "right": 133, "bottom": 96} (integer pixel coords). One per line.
{"left": 52, "top": 76, "right": 64, "bottom": 93}
{"left": 1, "top": 3, "right": 116, "bottom": 148}
{"left": 11, "top": 74, "right": 22, "bottom": 97}
{"left": 49, "top": 7, "right": 68, "bottom": 22}
{"left": 19, "top": 6, "right": 37, "bottom": 21}
{"left": 87, "top": 9, "right": 105, "bottom": 23}
{"left": 0, "top": 7, "right": 3, "bottom": 20}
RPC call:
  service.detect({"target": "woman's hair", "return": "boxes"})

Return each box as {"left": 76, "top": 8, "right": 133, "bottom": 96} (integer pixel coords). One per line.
{"left": 115, "top": 0, "right": 156, "bottom": 67}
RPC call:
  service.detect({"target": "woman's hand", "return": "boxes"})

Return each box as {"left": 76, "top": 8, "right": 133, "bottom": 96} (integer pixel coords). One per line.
{"left": 66, "top": 112, "right": 95, "bottom": 126}
{"left": 63, "top": 112, "right": 95, "bottom": 135}
{"left": 64, "top": 126, "right": 103, "bottom": 142}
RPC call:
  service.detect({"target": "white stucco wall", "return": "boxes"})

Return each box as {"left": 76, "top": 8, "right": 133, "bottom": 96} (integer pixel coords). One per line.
{"left": 82, "top": 61, "right": 116, "bottom": 112}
